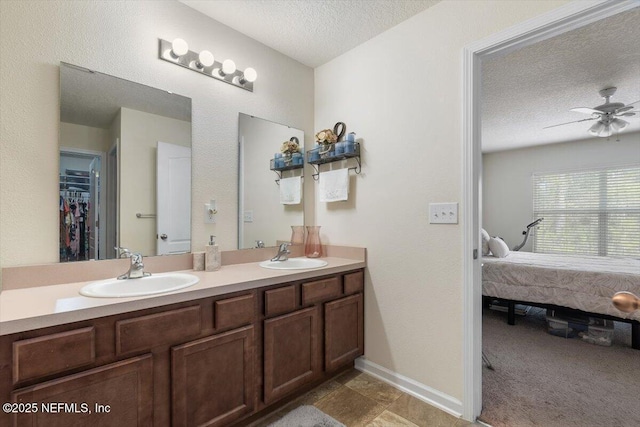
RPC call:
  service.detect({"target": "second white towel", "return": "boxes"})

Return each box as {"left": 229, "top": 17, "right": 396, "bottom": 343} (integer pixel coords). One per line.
{"left": 319, "top": 169, "right": 349, "bottom": 202}
{"left": 280, "top": 176, "right": 302, "bottom": 205}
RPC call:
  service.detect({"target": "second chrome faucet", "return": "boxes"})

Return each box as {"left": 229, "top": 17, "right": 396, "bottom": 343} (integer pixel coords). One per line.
{"left": 270, "top": 243, "right": 291, "bottom": 262}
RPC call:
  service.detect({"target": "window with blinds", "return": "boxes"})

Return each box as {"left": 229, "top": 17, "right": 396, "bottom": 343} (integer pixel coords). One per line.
{"left": 532, "top": 166, "right": 640, "bottom": 258}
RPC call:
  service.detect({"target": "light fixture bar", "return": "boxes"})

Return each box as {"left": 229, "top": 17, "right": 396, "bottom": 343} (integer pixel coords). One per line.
{"left": 158, "top": 39, "right": 255, "bottom": 92}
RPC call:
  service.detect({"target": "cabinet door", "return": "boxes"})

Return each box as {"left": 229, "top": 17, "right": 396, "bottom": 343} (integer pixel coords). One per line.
{"left": 325, "top": 293, "right": 364, "bottom": 371}
{"left": 263, "top": 306, "right": 320, "bottom": 404}
{"left": 172, "top": 325, "right": 255, "bottom": 427}
{"left": 11, "top": 354, "right": 153, "bottom": 427}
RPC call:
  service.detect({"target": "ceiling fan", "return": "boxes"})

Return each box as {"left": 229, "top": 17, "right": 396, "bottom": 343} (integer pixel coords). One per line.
{"left": 544, "top": 87, "right": 639, "bottom": 137}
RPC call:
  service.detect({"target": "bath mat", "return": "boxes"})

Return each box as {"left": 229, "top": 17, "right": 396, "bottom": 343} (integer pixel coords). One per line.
{"left": 267, "top": 405, "right": 345, "bottom": 427}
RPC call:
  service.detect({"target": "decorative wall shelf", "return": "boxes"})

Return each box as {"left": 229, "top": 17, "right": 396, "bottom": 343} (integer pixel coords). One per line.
{"left": 306, "top": 142, "right": 361, "bottom": 181}
{"left": 270, "top": 158, "right": 303, "bottom": 185}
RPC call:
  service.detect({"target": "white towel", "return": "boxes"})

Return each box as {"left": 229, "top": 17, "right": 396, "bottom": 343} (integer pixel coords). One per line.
{"left": 280, "top": 176, "right": 302, "bottom": 205}
{"left": 319, "top": 169, "right": 349, "bottom": 202}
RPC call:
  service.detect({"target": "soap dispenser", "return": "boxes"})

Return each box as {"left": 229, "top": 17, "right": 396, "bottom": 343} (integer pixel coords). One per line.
{"left": 205, "top": 235, "right": 221, "bottom": 271}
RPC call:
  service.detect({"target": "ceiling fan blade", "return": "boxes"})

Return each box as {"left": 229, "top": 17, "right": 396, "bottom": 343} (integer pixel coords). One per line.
{"left": 617, "top": 111, "right": 637, "bottom": 117}
{"left": 571, "top": 107, "right": 603, "bottom": 115}
{"left": 615, "top": 105, "right": 635, "bottom": 113}
{"left": 543, "top": 117, "right": 598, "bottom": 129}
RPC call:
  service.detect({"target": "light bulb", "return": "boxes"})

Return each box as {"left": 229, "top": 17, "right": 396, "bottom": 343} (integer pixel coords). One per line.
{"left": 222, "top": 59, "right": 236, "bottom": 75}
{"left": 196, "top": 50, "right": 214, "bottom": 68}
{"left": 588, "top": 121, "right": 604, "bottom": 136}
{"left": 171, "top": 38, "right": 189, "bottom": 58}
{"left": 242, "top": 67, "right": 257, "bottom": 83}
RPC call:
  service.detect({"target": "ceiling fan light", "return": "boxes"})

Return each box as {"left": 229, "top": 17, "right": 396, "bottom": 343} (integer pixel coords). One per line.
{"left": 611, "top": 118, "right": 629, "bottom": 131}
{"left": 599, "top": 124, "right": 612, "bottom": 138}
{"left": 588, "top": 121, "right": 604, "bottom": 136}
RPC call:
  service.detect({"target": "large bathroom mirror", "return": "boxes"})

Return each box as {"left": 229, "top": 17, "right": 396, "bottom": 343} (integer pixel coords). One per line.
{"left": 238, "top": 113, "right": 304, "bottom": 249}
{"left": 59, "top": 63, "right": 192, "bottom": 261}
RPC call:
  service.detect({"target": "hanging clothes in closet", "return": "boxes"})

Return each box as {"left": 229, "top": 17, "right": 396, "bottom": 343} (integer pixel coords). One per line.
{"left": 59, "top": 192, "right": 90, "bottom": 262}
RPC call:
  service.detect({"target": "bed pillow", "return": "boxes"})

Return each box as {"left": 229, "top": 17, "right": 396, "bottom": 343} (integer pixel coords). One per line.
{"left": 481, "top": 228, "right": 491, "bottom": 255}
{"left": 489, "top": 237, "right": 510, "bottom": 258}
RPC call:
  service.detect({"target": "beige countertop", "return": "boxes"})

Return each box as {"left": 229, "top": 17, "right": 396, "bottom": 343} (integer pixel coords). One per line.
{"left": 0, "top": 256, "right": 365, "bottom": 336}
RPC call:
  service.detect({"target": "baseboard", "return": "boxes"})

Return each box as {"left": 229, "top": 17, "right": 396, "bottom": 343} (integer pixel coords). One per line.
{"left": 354, "top": 357, "right": 464, "bottom": 419}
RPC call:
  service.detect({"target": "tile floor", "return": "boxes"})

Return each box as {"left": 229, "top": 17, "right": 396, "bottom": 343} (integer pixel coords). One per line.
{"left": 250, "top": 369, "right": 482, "bottom": 427}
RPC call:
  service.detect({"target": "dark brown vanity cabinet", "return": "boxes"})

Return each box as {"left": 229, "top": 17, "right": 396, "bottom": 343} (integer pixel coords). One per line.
{"left": 263, "top": 306, "right": 321, "bottom": 404}
{"left": 0, "top": 268, "right": 364, "bottom": 427}
{"left": 172, "top": 325, "right": 255, "bottom": 427}
{"left": 325, "top": 293, "right": 364, "bottom": 372}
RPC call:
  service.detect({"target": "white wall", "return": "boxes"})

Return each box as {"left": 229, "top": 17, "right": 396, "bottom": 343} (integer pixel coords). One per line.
{"left": 60, "top": 122, "right": 111, "bottom": 153}
{"left": 239, "top": 114, "right": 304, "bottom": 249}
{"left": 119, "top": 108, "right": 191, "bottom": 256}
{"left": 0, "top": 0, "right": 313, "bottom": 267}
{"left": 483, "top": 132, "right": 640, "bottom": 251}
{"left": 315, "top": 0, "right": 569, "bottom": 402}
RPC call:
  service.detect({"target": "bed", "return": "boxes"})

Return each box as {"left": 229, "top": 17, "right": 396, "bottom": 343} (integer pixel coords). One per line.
{"left": 482, "top": 251, "right": 640, "bottom": 349}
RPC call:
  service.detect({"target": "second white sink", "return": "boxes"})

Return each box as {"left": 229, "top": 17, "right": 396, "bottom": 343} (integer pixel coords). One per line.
{"left": 80, "top": 273, "right": 199, "bottom": 298}
{"left": 259, "top": 257, "right": 328, "bottom": 270}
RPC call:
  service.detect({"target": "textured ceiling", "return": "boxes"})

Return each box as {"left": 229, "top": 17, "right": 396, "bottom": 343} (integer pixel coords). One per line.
{"left": 179, "top": 0, "right": 441, "bottom": 68}
{"left": 60, "top": 63, "right": 191, "bottom": 129}
{"left": 178, "top": 1, "right": 637, "bottom": 152}
{"left": 482, "top": 7, "right": 640, "bottom": 152}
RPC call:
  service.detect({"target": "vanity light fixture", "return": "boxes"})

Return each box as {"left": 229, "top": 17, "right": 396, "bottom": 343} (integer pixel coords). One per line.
{"left": 158, "top": 38, "right": 256, "bottom": 92}
{"left": 170, "top": 38, "right": 189, "bottom": 59}
{"left": 196, "top": 50, "right": 214, "bottom": 69}
{"left": 219, "top": 59, "right": 236, "bottom": 77}
{"left": 239, "top": 67, "right": 258, "bottom": 85}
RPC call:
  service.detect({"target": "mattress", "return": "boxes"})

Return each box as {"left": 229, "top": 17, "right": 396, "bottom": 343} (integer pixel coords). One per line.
{"left": 482, "top": 252, "right": 640, "bottom": 321}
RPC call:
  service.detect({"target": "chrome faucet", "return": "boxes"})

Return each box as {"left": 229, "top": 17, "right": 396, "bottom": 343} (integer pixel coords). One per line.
{"left": 256, "top": 240, "right": 265, "bottom": 248}
{"left": 115, "top": 247, "right": 151, "bottom": 279}
{"left": 271, "top": 243, "right": 291, "bottom": 262}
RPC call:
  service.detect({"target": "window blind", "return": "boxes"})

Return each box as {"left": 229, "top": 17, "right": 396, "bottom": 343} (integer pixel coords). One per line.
{"left": 532, "top": 166, "right": 640, "bottom": 258}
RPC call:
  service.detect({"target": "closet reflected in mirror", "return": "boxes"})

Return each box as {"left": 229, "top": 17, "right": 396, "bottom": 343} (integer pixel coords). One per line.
{"left": 59, "top": 63, "right": 192, "bottom": 261}
{"left": 238, "top": 113, "right": 304, "bottom": 249}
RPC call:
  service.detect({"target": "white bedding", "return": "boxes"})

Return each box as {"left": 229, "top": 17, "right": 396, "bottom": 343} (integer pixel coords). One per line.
{"left": 483, "top": 252, "right": 640, "bottom": 321}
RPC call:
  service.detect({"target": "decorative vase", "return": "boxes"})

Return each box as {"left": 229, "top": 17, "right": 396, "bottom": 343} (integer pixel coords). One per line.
{"left": 319, "top": 143, "right": 333, "bottom": 159}
{"left": 290, "top": 226, "right": 305, "bottom": 245}
{"left": 304, "top": 226, "right": 322, "bottom": 258}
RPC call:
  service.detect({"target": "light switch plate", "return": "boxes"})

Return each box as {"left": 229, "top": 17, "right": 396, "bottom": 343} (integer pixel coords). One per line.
{"left": 429, "top": 202, "right": 458, "bottom": 224}
{"left": 243, "top": 210, "right": 253, "bottom": 223}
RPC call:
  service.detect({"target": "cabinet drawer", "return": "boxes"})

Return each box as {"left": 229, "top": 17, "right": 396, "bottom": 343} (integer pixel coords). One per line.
{"left": 302, "top": 277, "right": 342, "bottom": 305}
{"left": 214, "top": 293, "right": 256, "bottom": 330}
{"left": 12, "top": 354, "right": 153, "bottom": 427}
{"left": 13, "top": 327, "right": 95, "bottom": 384}
{"left": 264, "top": 285, "right": 296, "bottom": 317}
{"left": 116, "top": 306, "right": 201, "bottom": 355}
{"left": 344, "top": 271, "right": 364, "bottom": 294}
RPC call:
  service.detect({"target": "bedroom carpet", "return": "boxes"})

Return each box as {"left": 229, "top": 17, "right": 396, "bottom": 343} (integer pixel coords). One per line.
{"left": 480, "top": 307, "right": 640, "bottom": 427}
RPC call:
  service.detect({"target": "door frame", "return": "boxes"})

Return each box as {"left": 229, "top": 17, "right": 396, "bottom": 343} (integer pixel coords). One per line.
{"left": 59, "top": 146, "right": 107, "bottom": 260}
{"left": 461, "top": 0, "right": 638, "bottom": 420}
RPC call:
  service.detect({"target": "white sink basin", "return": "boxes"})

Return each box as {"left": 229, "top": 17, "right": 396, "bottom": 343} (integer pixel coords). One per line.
{"left": 79, "top": 273, "right": 199, "bottom": 298}
{"left": 259, "top": 257, "right": 328, "bottom": 270}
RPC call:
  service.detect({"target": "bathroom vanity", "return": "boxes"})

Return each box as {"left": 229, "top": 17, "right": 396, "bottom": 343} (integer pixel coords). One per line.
{"left": 0, "top": 251, "right": 365, "bottom": 427}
